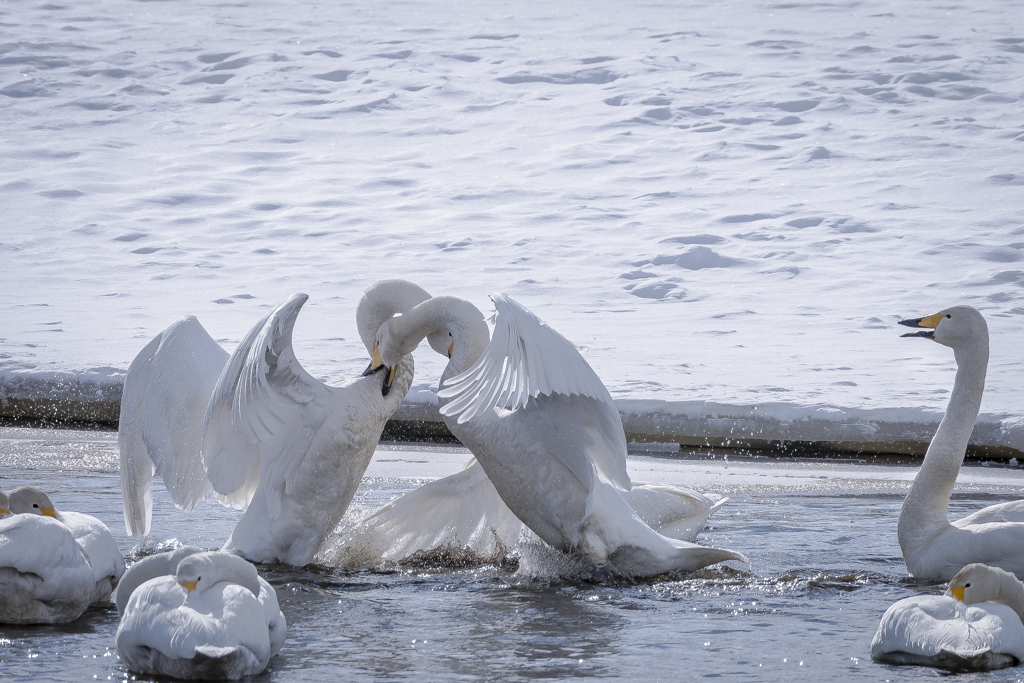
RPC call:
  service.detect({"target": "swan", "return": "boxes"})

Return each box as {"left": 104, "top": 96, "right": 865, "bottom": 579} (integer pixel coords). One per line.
{"left": 0, "top": 506, "right": 96, "bottom": 624}
{"left": 116, "top": 550, "right": 286, "bottom": 680}
{"left": 365, "top": 293, "right": 744, "bottom": 577}
{"left": 327, "top": 456, "right": 727, "bottom": 567}
{"left": 8, "top": 485, "right": 125, "bottom": 605}
{"left": 119, "top": 280, "right": 431, "bottom": 565}
{"left": 871, "top": 563, "right": 1024, "bottom": 671}
{"left": 897, "top": 305, "right": 1024, "bottom": 581}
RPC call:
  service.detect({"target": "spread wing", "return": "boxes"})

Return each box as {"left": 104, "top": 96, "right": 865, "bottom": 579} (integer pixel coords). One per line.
{"left": 118, "top": 316, "right": 228, "bottom": 538}
{"left": 438, "top": 293, "right": 629, "bottom": 492}
{"left": 202, "top": 293, "right": 333, "bottom": 518}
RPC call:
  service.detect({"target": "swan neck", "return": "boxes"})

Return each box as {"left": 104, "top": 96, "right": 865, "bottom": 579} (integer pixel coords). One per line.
{"left": 356, "top": 280, "right": 432, "bottom": 353}
{"left": 388, "top": 296, "right": 489, "bottom": 380}
{"left": 998, "top": 574, "right": 1024, "bottom": 623}
{"left": 898, "top": 338, "right": 988, "bottom": 560}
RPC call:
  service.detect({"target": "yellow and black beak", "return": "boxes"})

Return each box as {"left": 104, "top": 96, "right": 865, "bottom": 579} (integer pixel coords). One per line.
{"left": 448, "top": 341, "right": 453, "bottom": 358}
{"left": 898, "top": 312, "right": 943, "bottom": 339}
{"left": 178, "top": 580, "right": 198, "bottom": 593}
{"left": 361, "top": 346, "right": 397, "bottom": 396}
{"left": 951, "top": 586, "right": 965, "bottom": 602}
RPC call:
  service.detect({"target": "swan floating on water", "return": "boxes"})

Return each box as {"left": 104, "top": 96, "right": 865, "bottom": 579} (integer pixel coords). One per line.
{"left": 116, "top": 550, "right": 286, "bottom": 680}
{"left": 0, "top": 489, "right": 98, "bottom": 624}
{"left": 897, "top": 305, "right": 1024, "bottom": 581}
{"left": 871, "top": 563, "right": 1024, "bottom": 671}
{"left": 364, "top": 293, "right": 744, "bottom": 577}
{"left": 8, "top": 486, "right": 125, "bottom": 606}
{"left": 119, "top": 280, "right": 431, "bottom": 565}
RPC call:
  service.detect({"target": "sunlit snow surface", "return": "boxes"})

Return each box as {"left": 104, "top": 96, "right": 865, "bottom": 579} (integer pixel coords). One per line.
{"left": 1, "top": 0, "right": 1023, "bottom": 423}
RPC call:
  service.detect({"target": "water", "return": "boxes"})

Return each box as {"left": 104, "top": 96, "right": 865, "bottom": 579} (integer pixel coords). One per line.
{"left": 4, "top": 426, "right": 1024, "bottom": 680}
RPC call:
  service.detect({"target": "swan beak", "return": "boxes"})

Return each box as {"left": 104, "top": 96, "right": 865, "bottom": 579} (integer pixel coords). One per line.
{"left": 40, "top": 507, "right": 58, "bottom": 518}
{"left": 951, "top": 586, "right": 965, "bottom": 602}
{"left": 447, "top": 341, "right": 453, "bottom": 358}
{"left": 898, "top": 312, "right": 942, "bottom": 339}
{"left": 178, "top": 580, "right": 198, "bottom": 593}
{"left": 382, "top": 365, "right": 397, "bottom": 397}
{"left": 0, "top": 508, "right": 9, "bottom": 515}
{"left": 362, "top": 346, "right": 385, "bottom": 376}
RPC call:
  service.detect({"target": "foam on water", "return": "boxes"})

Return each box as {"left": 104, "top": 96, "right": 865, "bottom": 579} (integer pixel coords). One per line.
{"left": 1, "top": 0, "right": 1023, "bottom": 441}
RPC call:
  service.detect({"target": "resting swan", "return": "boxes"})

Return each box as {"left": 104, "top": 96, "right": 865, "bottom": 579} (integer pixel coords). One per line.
{"left": 871, "top": 563, "right": 1024, "bottom": 671}
{"left": 8, "top": 486, "right": 125, "bottom": 605}
{"left": 0, "top": 489, "right": 97, "bottom": 624}
{"left": 897, "top": 305, "right": 1024, "bottom": 581}
{"left": 116, "top": 550, "right": 286, "bottom": 680}
{"left": 119, "top": 280, "right": 431, "bottom": 565}
{"left": 365, "top": 294, "right": 744, "bottom": 577}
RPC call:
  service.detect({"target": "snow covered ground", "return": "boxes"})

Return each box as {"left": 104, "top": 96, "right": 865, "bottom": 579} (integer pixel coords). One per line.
{"left": 2, "top": 0, "right": 1022, "bottom": 449}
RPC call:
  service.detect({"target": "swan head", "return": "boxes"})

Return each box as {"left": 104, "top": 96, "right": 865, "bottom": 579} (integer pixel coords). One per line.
{"left": 357, "top": 280, "right": 432, "bottom": 396}
{"left": 947, "top": 563, "right": 1017, "bottom": 604}
{"left": 371, "top": 295, "right": 488, "bottom": 373}
{"left": 8, "top": 486, "right": 58, "bottom": 517}
{"left": 898, "top": 305, "right": 988, "bottom": 350}
{"left": 175, "top": 551, "right": 262, "bottom": 597}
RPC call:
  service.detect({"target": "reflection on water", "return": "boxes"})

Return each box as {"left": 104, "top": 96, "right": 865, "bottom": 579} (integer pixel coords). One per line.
{"left": 3, "top": 433, "right": 1024, "bottom": 681}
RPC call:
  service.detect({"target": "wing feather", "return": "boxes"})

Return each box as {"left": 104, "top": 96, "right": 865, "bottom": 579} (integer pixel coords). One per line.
{"left": 118, "top": 317, "right": 228, "bottom": 538}
{"left": 438, "top": 294, "right": 629, "bottom": 491}
{"left": 203, "top": 293, "right": 332, "bottom": 516}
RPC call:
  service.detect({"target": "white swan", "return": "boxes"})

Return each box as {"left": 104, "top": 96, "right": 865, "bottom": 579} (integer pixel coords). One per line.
{"left": 8, "top": 486, "right": 125, "bottom": 605}
{"left": 116, "top": 550, "right": 286, "bottom": 680}
{"left": 897, "top": 305, "right": 1024, "bottom": 581}
{"left": 0, "top": 506, "right": 96, "bottom": 624}
{"left": 871, "top": 563, "right": 1024, "bottom": 671}
{"left": 119, "top": 280, "right": 431, "bottom": 565}
{"left": 365, "top": 294, "right": 744, "bottom": 577}
{"left": 328, "top": 456, "right": 726, "bottom": 567}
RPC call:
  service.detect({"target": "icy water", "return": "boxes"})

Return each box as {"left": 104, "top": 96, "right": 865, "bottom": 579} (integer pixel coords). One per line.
{"left": 4, "top": 427, "right": 1024, "bottom": 681}
{"left": 3, "top": 0, "right": 1024, "bottom": 420}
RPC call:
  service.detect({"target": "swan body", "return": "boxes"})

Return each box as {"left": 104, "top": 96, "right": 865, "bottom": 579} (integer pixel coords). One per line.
{"left": 0, "top": 513, "right": 96, "bottom": 624}
{"left": 871, "top": 564, "right": 1024, "bottom": 671}
{"left": 119, "top": 281, "right": 431, "bottom": 565}
{"left": 8, "top": 486, "right": 125, "bottom": 605}
{"left": 116, "top": 551, "right": 286, "bottom": 680}
{"left": 370, "top": 294, "right": 744, "bottom": 577}
{"left": 328, "top": 458, "right": 726, "bottom": 566}
{"left": 897, "top": 306, "right": 1024, "bottom": 581}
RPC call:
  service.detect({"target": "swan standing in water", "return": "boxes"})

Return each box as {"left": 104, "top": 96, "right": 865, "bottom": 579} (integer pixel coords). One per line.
{"left": 119, "top": 280, "right": 431, "bottom": 565}
{"left": 116, "top": 551, "right": 286, "bottom": 680}
{"left": 8, "top": 486, "right": 125, "bottom": 605}
{"left": 364, "top": 294, "right": 744, "bottom": 577}
{"left": 871, "top": 563, "right": 1024, "bottom": 671}
{"left": 897, "top": 306, "right": 1024, "bottom": 581}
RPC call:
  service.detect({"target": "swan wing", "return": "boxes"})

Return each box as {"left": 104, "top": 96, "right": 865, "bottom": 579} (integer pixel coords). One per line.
{"left": 118, "top": 316, "right": 228, "bottom": 538}
{"left": 326, "top": 460, "right": 534, "bottom": 566}
{"left": 203, "top": 293, "right": 333, "bottom": 517}
{"left": 956, "top": 500, "right": 1024, "bottom": 526}
{"left": 438, "top": 294, "right": 629, "bottom": 492}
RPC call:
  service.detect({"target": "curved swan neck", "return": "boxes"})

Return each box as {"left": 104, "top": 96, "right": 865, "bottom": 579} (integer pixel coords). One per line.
{"left": 355, "top": 280, "right": 432, "bottom": 353}
{"left": 996, "top": 573, "right": 1024, "bottom": 622}
{"left": 386, "top": 296, "right": 490, "bottom": 379}
{"left": 899, "top": 335, "right": 988, "bottom": 557}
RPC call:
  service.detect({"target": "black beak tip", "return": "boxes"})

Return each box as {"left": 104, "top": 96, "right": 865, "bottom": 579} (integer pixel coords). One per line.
{"left": 381, "top": 380, "right": 392, "bottom": 397}
{"left": 362, "top": 362, "right": 383, "bottom": 377}
{"left": 897, "top": 318, "right": 918, "bottom": 328}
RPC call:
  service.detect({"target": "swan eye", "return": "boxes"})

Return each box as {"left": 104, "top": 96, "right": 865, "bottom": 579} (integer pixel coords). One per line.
{"left": 965, "top": 582, "right": 971, "bottom": 587}
{"left": 33, "top": 503, "right": 38, "bottom": 508}
{"left": 946, "top": 314, "right": 952, "bottom": 318}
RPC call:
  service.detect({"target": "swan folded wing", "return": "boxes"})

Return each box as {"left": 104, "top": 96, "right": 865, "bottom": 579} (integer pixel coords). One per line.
{"left": 439, "top": 293, "right": 629, "bottom": 491}
{"left": 119, "top": 317, "right": 228, "bottom": 538}
{"left": 203, "top": 293, "right": 331, "bottom": 516}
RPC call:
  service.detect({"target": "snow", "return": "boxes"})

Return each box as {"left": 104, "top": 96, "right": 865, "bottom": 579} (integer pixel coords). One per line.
{"left": 1, "top": 0, "right": 1022, "bottom": 448}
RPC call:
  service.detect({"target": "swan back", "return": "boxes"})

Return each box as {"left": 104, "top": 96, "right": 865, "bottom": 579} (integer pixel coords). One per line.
{"left": 175, "top": 552, "right": 262, "bottom": 598}
{"left": 8, "top": 486, "right": 58, "bottom": 517}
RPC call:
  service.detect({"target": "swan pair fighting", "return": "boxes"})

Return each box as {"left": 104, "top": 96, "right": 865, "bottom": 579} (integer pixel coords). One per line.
{"left": 872, "top": 305, "right": 1024, "bottom": 671}
{"left": 0, "top": 486, "right": 124, "bottom": 624}
{"left": 121, "top": 281, "right": 740, "bottom": 576}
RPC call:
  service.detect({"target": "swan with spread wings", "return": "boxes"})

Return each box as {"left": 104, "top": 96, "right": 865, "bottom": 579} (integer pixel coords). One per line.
{"left": 362, "top": 294, "right": 744, "bottom": 577}
{"left": 118, "top": 280, "right": 431, "bottom": 565}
